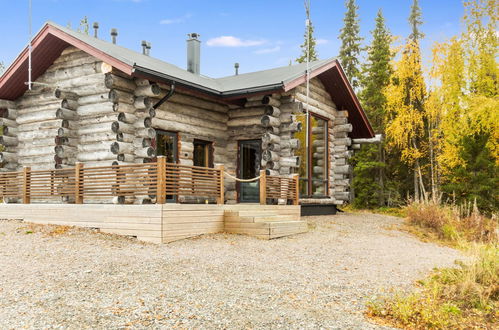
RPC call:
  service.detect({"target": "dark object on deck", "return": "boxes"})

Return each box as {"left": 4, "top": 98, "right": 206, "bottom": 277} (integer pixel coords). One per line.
{"left": 301, "top": 204, "right": 337, "bottom": 216}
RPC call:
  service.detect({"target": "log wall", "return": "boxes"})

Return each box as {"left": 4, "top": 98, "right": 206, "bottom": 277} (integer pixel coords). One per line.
{"left": 0, "top": 46, "right": 356, "bottom": 205}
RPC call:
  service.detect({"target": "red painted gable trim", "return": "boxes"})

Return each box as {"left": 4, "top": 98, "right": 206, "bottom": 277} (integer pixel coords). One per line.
{"left": 283, "top": 60, "right": 337, "bottom": 92}
{"left": 0, "top": 23, "right": 134, "bottom": 97}
{"left": 333, "top": 59, "right": 374, "bottom": 137}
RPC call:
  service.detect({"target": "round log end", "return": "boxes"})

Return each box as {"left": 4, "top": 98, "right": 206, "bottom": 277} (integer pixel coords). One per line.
{"left": 111, "top": 121, "right": 120, "bottom": 133}
{"left": 110, "top": 142, "right": 120, "bottom": 154}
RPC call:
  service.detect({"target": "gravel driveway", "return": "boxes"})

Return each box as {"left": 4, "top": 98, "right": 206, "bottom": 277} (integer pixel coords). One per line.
{"left": 0, "top": 212, "right": 462, "bottom": 329}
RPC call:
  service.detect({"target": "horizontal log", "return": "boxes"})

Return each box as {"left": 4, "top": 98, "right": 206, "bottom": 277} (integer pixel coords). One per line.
{"left": 77, "top": 93, "right": 109, "bottom": 106}
{"left": 117, "top": 154, "right": 135, "bottom": 162}
{"left": 334, "top": 191, "right": 350, "bottom": 201}
{"left": 135, "top": 147, "right": 156, "bottom": 158}
{"left": 108, "top": 89, "right": 134, "bottom": 104}
{"left": 262, "top": 150, "right": 279, "bottom": 162}
{"left": 152, "top": 118, "right": 226, "bottom": 139}
{"left": 77, "top": 122, "right": 114, "bottom": 135}
{"left": 77, "top": 102, "right": 117, "bottom": 117}
{"left": 118, "top": 112, "right": 137, "bottom": 124}
{"left": 105, "top": 73, "right": 136, "bottom": 92}
{"left": 332, "top": 123, "right": 353, "bottom": 133}
{"left": 54, "top": 88, "right": 78, "bottom": 100}
{"left": 156, "top": 100, "right": 228, "bottom": 124}
{"left": 56, "top": 108, "right": 78, "bottom": 120}
{"left": 77, "top": 151, "right": 117, "bottom": 162}
{"left": 133, "top": 96, "right": 152, "bottom": 110}
{"left": 261, "top": 115, "right": 280, "bottom": 128}
{"left": 228, "top": 107, "right": 264, "bottom": 119}
{"left": 135, "top": 84, "right": 161, "bottom": 97}
{"left": 334, "top": 138, "right": 352, "bottom": 146}
{"left": 0, "top": 135, "right": 18, "bottom": 146}
{"left": 117, "top": 132, "right": 134, "bottom": 143}
{"left": 0, "top": 118, "right": 18, "bottom": 128}
{"left": 267, "top": 160, "right": 280, "bottom": 170}
{"left": 133, "top": 117, "right": 152, "bottom": 128}
{"left": 333, "top": 165, "right": 351, "bottom": 175}
{"left": 79, "top": 132, "right": 117, "bottom": 144}
{"left": 110, "top": 141, "right": 133, "bottom": 154}
{"left": 262, "top": 132, "right": 280, "bottom": 145}
{"left": 0, "top": 152, "right": 16, "bottom": 162}
{"left": 0, "top": 108, "right": 17, "bottom": 119}
{"left": 352, "top": 134, "right": 383, "bottom": 144}
{"left": 279, "top": 102, "right": 303, "bottom": 114}
{"left": 135, "top": 128, "right": 156, "bottom": 139}
{"left": 261, "top": 95, "right": 281, "bottom": 107}
{"left": 227, "top": 116, "right": 261, "bottom": 127}
{"left": 78, "top": 142, "right": 113, "bottom": 153}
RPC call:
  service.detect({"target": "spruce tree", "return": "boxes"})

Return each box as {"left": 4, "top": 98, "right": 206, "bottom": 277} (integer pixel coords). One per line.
{"left": 352, "top": 9, "right": 393, "bottom": 208}
{"left": 359, "top": 9, "right": 392, "bottom": 132}
{"left": 408, "top": 0, "right": 424, "bottom": 42}
{"left": 0, "top": 62, "right": 4, "bottom": 75}
{"left": 296, "top": 2, "right": 318, "bottom": 63}
{"left": 338, "top": 0, "right": 363, "bottom": 89}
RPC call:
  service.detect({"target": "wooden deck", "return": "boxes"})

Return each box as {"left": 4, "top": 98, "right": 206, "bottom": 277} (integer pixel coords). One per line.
{"left": 0, "top": 203, "right": 304, "bottom": 243}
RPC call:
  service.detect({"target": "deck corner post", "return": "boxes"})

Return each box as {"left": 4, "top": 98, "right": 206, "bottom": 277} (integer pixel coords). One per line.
{"left": 259, "top": 169, "right": 267, "bottom": 205}
{"left": 292, "top": 174, "right": 300, "bottom": 205}
{"left": 156, "top": 156, "right": 167, "bottom": 204}
{"left": 215, "top": 164, "right": 224, "bottom": 205}
{"left": 22, "top": 166, "right": 31, "bottom": 204}
{"left": 75, "top": 162, "right": 83, "bottom": 204}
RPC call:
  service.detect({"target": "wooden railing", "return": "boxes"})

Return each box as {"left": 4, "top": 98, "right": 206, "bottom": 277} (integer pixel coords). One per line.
{"left": 259, "top": 170, "right": 299, "bottom": 205}
{"left": 0, "top": 159, "right": 299, "bottom": 205}
{"left": 0, "top": 156, "right": 224, "bottom": 204}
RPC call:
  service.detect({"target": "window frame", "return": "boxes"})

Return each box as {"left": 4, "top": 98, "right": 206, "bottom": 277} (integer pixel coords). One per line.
{"left": 298, "top": 112, "right": 329, "bottom": 198}
{"left": 193, "top": 139, "right": 214, "bottom": 168}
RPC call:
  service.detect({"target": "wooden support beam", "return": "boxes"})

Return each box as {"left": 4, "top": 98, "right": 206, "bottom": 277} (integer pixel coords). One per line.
{"left": 23, "top": 166, "right": 31, "bottom": 204}
{"left": 215, "top": 164, "right": 224, "bottom": 205}
{"left": 293, "top": 174, "right": 300, "bottom": 205}
{"left": 75, "top": 162, "right": 83, "bottom": 204}
{"left": 156, "top": 156, "right": 166, "bottom": 204}
{"left": 259, "top": 169, "right": 267, "bottom": 205}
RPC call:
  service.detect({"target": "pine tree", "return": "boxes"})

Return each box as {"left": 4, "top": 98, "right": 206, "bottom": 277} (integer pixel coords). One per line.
{"left": 78, "top": 16, "right": 90, "bottom": 35}
{"left": 0, "top": 62, "right": 4, "bottom": 75}
{"left": 338, "top": 0, "right": 363, "bottom": 89}
{"left": 351, "top": 9, "right": 393, "bottom": 208}
{"left": 408, "top": 0, "right": 425, "bottom": 42}
{"left": 296, "top": 1, "right": 318, "bottom": 63}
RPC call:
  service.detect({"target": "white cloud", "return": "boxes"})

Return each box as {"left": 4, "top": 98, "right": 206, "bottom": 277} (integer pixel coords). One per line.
{"left": 160, "top": 13, "right": 192, "bottom": 25}
{"left": 254, "top": 46, "right": 281, "bottom": 54}
{"left": 316, "top": 39, "right": 329, "bottom": 45}
{"left": 206, "top": 36, "right": 266, "bottom": 47}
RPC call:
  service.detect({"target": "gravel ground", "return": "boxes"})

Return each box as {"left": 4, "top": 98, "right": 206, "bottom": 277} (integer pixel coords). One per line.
{"left": 0, "top": 212, "right": 463, "bottom": 329}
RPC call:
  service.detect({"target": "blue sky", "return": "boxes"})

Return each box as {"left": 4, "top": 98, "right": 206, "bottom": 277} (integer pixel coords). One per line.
{"left": 0, "top": 0, "right": 465, "bottom": 78}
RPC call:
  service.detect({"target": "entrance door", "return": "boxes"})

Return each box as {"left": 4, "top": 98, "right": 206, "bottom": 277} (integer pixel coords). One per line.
{"left": 238, "top": 140, "right": 261, "bottom": 203}
{"left": 154, "top": 130, "right": 178, "bottom": 202}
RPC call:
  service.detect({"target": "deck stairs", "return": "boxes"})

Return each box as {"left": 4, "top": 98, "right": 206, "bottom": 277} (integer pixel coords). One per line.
{"left": 223, "top": 204, "right": 307, "bottom": 239}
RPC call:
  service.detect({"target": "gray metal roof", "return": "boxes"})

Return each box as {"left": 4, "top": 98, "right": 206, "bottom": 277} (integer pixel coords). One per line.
{"left": 48, "top": 22, "right": 335, "bottom": 96}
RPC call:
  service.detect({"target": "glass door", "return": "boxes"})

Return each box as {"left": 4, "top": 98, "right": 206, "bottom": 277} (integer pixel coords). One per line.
{"left": 238, "top": 140, "right": 261, "bottom": 203}
{"left": 153, "top": 130, "right": 178, "bottom": 202}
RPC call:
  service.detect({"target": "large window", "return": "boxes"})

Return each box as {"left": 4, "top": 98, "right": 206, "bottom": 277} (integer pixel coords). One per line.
{"left": 295, "top": 113, "right": 328, "bottom": 197}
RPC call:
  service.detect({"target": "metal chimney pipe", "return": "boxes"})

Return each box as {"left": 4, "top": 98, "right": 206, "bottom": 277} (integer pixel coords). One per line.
{"left": 186, "top": 33, "right": 201, "bottom": 75}
{"left": 234, "top": 63, "right": 240, "bottom": 75}
{"left": 141, "top": 40, "right": 148, "bottom": 55}
{"left": 93, "top": 22, "right": 99, "bottom": 38}
{"left": 146, "top": 42, "right": 151, "bottom": 56}
{"left": 111, "top": 28, "right": 118, "bottom": 44}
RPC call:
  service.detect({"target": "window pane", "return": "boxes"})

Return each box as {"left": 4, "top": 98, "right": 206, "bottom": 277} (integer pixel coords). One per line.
{"left": 193, "top": 140, "right": 212, "bottom": 167}
{"left": 310, "top": 116, "right": 327, "bottom": 196}
{"left": 294, "top": 114, "right": 308, "bottom": 196}
{"left": 155, "top": 131, "right": 177, "bottom": 163}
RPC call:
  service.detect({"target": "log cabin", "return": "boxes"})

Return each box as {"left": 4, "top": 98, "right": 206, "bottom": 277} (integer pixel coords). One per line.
{"left": 0, "top": 22, "right": 376, "bottom": 242}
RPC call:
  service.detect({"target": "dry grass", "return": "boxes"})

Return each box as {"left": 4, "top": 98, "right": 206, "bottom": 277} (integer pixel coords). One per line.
{"left": 367, "top": 202, "right": 498, "bottom": 329}
{"left": 406, "top": 202, "right": 498, "bottom": 245}
{"left": 367, "top": 245, "right": 498, "bottom": 329}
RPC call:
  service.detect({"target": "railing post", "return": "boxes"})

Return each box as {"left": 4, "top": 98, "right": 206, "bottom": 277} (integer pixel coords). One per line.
{"left": 22, "top": 166, "right": 31, "bottom": 204}
{"left": 75, "top": 162, "right": 83, "bottom": 204}
{"left": 292, "top": 174, "right": 300, "bottom": 205}
{"left": 215, "top": 164, "right": 224, "bottom": 205}
{"left": 259, "top": 169, "right": 267, "bottom": 205}
{"left": 156, "top": 156, "right": 167, "bottom": 204}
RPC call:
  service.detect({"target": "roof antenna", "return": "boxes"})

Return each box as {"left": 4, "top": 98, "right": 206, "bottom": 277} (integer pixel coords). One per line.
{"left": 93, "top": 22, "right": 99, "bottom": 38}
{"left": 146, "top": 42, "right": 151, "bottom": 56}
{"left": 234, "top": 63, "right": 239, "bottom": 75}
{"left": 141, "top": 40, "right": 147, "bottom": 55}
{"left": 111, "top": 28, "right": 118, "bottom": 44}
{"left": 27, "top": 0, "right": 33, "bottom": 90}
{"left": 305, "top": 0, "right": 311, "bottom": 150}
